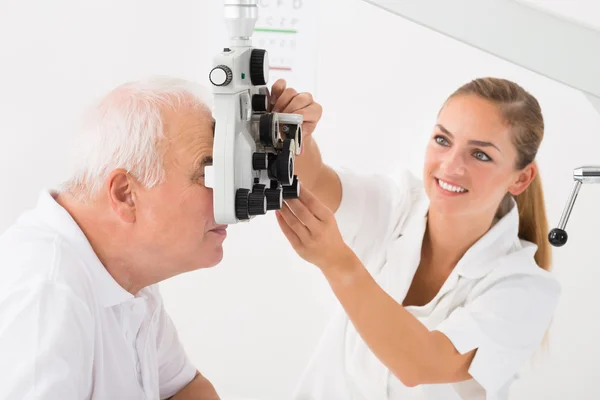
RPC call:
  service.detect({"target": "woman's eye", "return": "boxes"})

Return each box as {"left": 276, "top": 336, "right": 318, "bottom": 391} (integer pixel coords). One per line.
{"left": 434, "top": 135, "right": 449, "bottom": 146}
{"left": 474, "top": 151, "right": 491, "bottom": 162}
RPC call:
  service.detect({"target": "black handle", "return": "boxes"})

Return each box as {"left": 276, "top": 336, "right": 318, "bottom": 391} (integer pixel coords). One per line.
{"left": 548, "top": 228, "right": 568, "bottom": 247}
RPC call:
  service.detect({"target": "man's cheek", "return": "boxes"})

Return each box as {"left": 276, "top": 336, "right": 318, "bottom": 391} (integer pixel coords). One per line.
{"left": 201, "top": 195, "right": 215, "bottom": 215}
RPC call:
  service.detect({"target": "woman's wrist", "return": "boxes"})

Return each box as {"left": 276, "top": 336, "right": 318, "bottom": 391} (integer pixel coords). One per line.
{"left": 321, "top": 249, "right": 366, "bottom": 287}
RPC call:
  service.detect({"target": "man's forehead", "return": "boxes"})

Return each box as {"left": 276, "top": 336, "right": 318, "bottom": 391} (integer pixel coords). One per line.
{"left": 161, "top": 108, "right": 214, "bottom": 168}
{"left": 164, "top": 106, "right": 213, "bottom": 140}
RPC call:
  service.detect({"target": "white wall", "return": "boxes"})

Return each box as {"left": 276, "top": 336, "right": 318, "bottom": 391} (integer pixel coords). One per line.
{"left": 1, "top": 1, "right": 599, "bottom": 399}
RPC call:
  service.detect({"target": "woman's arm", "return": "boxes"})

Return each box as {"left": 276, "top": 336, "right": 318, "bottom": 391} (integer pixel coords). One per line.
{"left": 276, "top": 187, "right": 475, "bottom": 387}
{"left": 325, "top": 254, "right": 476, "bottom": 386}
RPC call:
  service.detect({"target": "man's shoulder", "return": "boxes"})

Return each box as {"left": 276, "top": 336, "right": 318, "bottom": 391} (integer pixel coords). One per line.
{"left": 0, "top": 217, "right": 97, "bottom": 308}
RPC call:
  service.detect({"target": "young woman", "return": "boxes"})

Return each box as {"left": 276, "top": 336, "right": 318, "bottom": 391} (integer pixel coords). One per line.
{"left": 271, "top": 77, "right": 560, "bottom": 400}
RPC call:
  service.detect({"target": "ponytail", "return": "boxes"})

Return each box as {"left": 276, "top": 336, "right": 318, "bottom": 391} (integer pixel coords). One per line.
{"left": 515, "top": 171, "right": 551, "bottom": 271}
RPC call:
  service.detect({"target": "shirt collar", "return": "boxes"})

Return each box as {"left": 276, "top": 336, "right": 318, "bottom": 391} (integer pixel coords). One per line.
{"left": 415, "top": 193, "right": 526, "bottom": 280}
{"left": 455, "top": 196, "right": 525, "bottom": 279}
{"left": 35, "top": 190, "right": 134, "bottom": 307}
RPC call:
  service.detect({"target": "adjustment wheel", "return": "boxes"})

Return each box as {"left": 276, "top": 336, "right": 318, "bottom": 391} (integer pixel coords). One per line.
{"left": 210, "top": 65, "right": 233, "bottom": 87}
{"left": 270, "top": 139, "right": 294, "bottom": 186}
{"left": 259, "top": 113, "right": 279, "bottom": 147}
{"left": 252, "top": 152, "right": 269, "bottom": 170}
{"left": 548, "top": 228, "right": 568, "bottom": 247}
{"left": 265, "top": 188, "right": 283, "bottom": 210}
{"left": 282, "top": 175, "right": 300, "bottom": 199}
{"left": 235, "top": 188, "right": 251, "bottom": 220}
{"left": 250, "top": 49, "right": 269, "bottom": 85}
{"left": 253, "top": 94, "right": 269, "bottom": 112}
{"left": 248, "top": 186, "right": 267, "bottom": 216}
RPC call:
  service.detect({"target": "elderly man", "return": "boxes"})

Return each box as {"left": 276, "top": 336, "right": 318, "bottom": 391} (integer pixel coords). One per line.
{"left": 0, "top": 76, "right": 321, "bottom": 399}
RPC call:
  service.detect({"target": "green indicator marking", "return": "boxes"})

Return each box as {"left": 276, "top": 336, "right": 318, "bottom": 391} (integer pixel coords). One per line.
{"left": 254, "top": 28, "right": 298, "bottom": 34}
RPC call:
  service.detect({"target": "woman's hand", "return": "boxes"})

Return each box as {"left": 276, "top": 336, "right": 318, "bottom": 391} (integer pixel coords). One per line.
{"left": 270, "top": 79, "right": 323, "bottom": 139}
{"left": 275, "top": 184, "right": 354, "bottom": 272}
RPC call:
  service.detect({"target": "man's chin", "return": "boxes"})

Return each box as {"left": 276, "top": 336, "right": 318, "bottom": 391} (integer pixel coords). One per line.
{"left": 198, "top": 248, "right": 224, "bottom": 269}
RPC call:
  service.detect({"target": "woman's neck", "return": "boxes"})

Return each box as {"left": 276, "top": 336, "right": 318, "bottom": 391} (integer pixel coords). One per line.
{"left": 423, "top": 208, "right": 497, "bottom": 270}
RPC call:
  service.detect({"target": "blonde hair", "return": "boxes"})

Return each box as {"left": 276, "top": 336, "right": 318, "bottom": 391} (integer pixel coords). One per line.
{"left": 448, "top": 78, "right": 551, "bottom": 272}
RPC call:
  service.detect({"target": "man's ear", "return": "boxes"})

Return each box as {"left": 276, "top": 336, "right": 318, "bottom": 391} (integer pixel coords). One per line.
{"left": 508, "top": 162, "right": 537, "bottom": 196}
{"left": 107, "top": 169, "right": 137, "bottom": 223}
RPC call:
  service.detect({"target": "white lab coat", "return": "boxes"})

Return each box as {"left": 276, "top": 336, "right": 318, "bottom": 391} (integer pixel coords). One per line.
{"left": 293, "top": 168, "right": 561, "bottom": 400}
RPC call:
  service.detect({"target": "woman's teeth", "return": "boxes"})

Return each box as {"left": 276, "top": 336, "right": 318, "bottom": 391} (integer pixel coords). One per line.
{"left": 437, "top": 179, "right": 467, "bottom": 193}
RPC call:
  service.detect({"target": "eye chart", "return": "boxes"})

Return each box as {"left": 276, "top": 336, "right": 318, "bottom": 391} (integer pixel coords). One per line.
{"left": 253, "top": 0, "right": 319, "bottom": 95}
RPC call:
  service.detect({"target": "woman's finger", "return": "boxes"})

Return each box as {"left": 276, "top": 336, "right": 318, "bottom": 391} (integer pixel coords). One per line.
{"left": 282, "top": 92, "right": 313, "bottom": 113}
{"left": 270, "top": 79, "right": 287, "bottom": 106}
{"left": 278, "top": 202, "right": 311, "bottom": 242}
{"left": 287, "top": 103, "right": 322, "bottom": 137}
{"left": 275, "top": 211, "right": 302, "bottom": 249}
{"left": 298, "top": 185, "right": 332, "bottom": 222}
{"left": 284, "top": 198, "right": 321, "bottom": 234}
{"left": 272, "top": 88, "right": 299, "bottom": 113}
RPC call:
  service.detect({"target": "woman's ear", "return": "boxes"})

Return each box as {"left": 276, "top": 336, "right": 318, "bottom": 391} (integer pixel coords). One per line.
{"left": 107, "top": 169, "right": 137, "bottom": 223}
{"left": 508, "top": 163, "right": 537, "bottom": 196}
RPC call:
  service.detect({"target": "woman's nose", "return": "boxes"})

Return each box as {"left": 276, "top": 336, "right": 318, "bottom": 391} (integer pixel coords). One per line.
{"left": 440, "top": 151, "right": 466, "bottom": 176}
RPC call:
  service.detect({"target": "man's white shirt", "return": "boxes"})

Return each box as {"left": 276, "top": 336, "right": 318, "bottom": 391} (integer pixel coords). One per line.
{"left": 0, "top": 191, "right": 197, "bottom": 400}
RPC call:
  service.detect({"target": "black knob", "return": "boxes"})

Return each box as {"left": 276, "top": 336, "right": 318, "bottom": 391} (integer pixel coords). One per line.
{"left": 209, "top": 65, "right": 233, "bottom": 87}
{"left": 283, "top": 176, "right": 300, "bottom": 199}
{"left": 259, "top": 113, "right": 278, "bottom": 147}
{"left": 235, "top": 188, "right": 251, "bottom": 220}
{"left": 248, "top": 187, "right": 267, "bottom": 216}
{"left": 250, "top": 49, "right": 268, "bottom": 85}
{"left": 270, "top": 141, "right": 294, "bottom": 186}
{"left": 267, "top": 153, "right": 277, "bottom": 177}
{"left": 265, "top": 188, "right": 283, "bottom": 210}
{"left": 253, "top": 94, "right": 269, "bottom": 112}
{"left": 252, "top": 152, "right": 269, "bottom": 170}
{"left": 548, "top": 228, "right": 568, "bottom": 247}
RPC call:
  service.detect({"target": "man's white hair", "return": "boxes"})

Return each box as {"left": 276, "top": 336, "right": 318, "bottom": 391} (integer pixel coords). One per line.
{"left": 62, "top": 76, "right": 212, "bottom": 202}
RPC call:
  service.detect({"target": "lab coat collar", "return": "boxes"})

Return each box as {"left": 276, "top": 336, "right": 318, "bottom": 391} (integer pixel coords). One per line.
{"left": 417, "top": 194, "right": 523, "bottom": 281}
{"left": 454, "top": 196, "right": 521, "bottom": 279}
{"left": 35, "top": 190, "right": 134, "bottom": 307}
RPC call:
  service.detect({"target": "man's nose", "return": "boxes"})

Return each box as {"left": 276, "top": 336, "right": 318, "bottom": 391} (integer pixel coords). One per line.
{"left": 440, "top": 150, "right": 466, "bottom": 176}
